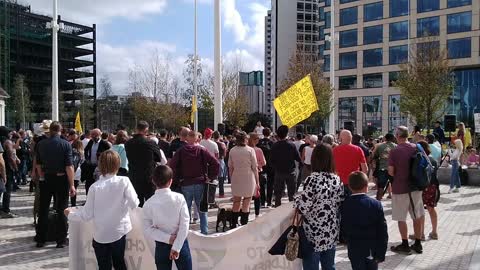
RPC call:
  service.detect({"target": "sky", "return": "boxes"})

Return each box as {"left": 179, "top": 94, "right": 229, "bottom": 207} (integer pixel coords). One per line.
{"left": 28, "top": 0, "right": 271, "bottom": 93}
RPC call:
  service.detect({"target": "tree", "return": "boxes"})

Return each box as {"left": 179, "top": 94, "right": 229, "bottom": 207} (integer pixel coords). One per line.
{"left": 99, "top": 75, "right": 113, "bottom": 98}
{"left": 279, "top": 49, "right": 333, "bottom": 128}
{"left": 221, "top": 55, "right": 249, "bottom": 127}
{"left": 243, "top": 112, "right": 272, "bottom": 133}
{"left": 394, "top": 38, "right": 455, "bottom": 130}
{"left": 182, "top": 54, "right": 214, "bottom": 110}
{"left": 11, "top": 75, "right": 32, "bottom": 129}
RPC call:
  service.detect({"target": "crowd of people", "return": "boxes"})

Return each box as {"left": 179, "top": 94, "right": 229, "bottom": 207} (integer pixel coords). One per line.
{"left": 0, "top": 118, "right": 477, "bottom": 270}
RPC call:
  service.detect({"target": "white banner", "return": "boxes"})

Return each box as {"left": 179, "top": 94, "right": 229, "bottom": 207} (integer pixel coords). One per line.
{"left": 474, "top": 113, "right": 480, "bottom": 133}
{"left": 69, "top": 203, "right": 302, "bottom": 270}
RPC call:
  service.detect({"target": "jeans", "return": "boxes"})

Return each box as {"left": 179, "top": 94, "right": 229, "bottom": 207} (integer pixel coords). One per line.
{"left": 274, "top": 171, "right": 296, "bottom": 207}
{"left": 155, "top": 240, "right": 192, "bottom": 270}
{"left": 450, "top": 160, "right": 461, "bottom": 189}
{"left": 92, "top": 235, "right": 127, "bottom": 270}
{"left": 254, "top": 173, "right": 267, "bottom": 216}
{"left": 302, "top": 247, "right": 336, "bottom": 270}
{"left": 181, "top": 184, "right": 208, "bottom": 234}
{"left": 1, "top": 170, "right": 14, "bottom": 213}
{"left": 36, "top": 174, "right": 69, "bottom": 244}
{"left": 218, "top": 159, "right": 226, "bottom": 196}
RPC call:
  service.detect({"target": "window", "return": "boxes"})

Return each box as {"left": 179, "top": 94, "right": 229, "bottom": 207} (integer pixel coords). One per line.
{"left": 389, "top": 21, "right": 408, "bottom": 41}
{"left": 390, "top": 0, "right": 409, "bottom": 17}
{"left": 417, "top": 41, "right": 440, "bottom": 57}
{"left": 447, "top": 0, "right": 471, "bottom": 8}
{"left": 297, "top": 2, "right": 304, "bottom": 10}
{"left": 417, "top": 17, "right": 440, "bottom": 37}
{"left": 340, "top": 29, "right": 358, "bottom": 48}
{"left": 363, "top": 48, "right": 383, "bottom": 67}
{"left": 325, "top": 12, "right": 331, "bottom": 28}
{"left": 364, "top": 25, "right": 383, "bottom": 44}
{"left": 338, "top": 97, "right": 357, "bottom": 134}
{"left": 447, "top": 12, "right": 472, "bottom": 34}
{"left": 323, "top": 55, "right": 330, "bottom": 71}
{"left": 339, "top": 52, "right": 357, "bottom": 70}
{"left": 389, "top": 95, "right": 407, "bottom": 132}
{"left": 389, "top": 71, "right": 400, "bottom": 86}
{"left": 417, "top": 0, "right": 439, "bottom": 13}
{"left": 340, "top": 0, "right": 357, "bottom": 3}
{"left": 340, "top": 7, "right": 357, "bottom": 26}
{"left": 339, "top": 76, "right": 357, "bottom": 90}
{"left": 363, "top": 73, "right": 383, "bottom": 88}
{"left": 448, "top": 38, "right": 471, "bottom": 59}
{"left": 389, "top": 45, "right": 408, "bottom": 65}
{"left": 363, "top": 96, "right": 382, "bottom": 137}
{"left": 319, "top": 8, "right": 325, "bottom": 20}
{"left": 364, "top": 2, "right": 383, "bottom": 22}
{"left": 325, "top": 0, "right": 331, "bottom": 7}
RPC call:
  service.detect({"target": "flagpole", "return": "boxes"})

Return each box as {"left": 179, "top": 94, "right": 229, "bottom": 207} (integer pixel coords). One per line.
{"left": 52, "top": 0, "right": 59, "bottom": 121}
{"left": 193, "top": 0, "right": 199, "bottom": 132}
{"left": 214, "top": 0, "right": 222, "bottom": 131}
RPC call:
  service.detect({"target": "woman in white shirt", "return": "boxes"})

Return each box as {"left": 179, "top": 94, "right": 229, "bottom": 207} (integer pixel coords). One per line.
{"left": 301, "top": 135, "right": 318, "bottom": 188}
{"left": 449, "top": 139, "right": 464, "bottom": 193}
{"left": 64, "top": 150, "right": 139, "bottom": 270}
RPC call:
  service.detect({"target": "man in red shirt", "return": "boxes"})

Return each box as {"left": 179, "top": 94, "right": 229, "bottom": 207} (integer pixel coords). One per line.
{"left": 333, "top": 130, "right": 368, "bottom": 190}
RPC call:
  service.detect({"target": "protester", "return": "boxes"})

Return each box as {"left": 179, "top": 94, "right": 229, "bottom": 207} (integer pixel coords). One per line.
{"left": 248, "top": 133, "right": 266, "bottom": 218}
{"left": 169, "top": 131, "right": 219, "bottom": 235}
{"left": 270, "top": 126, "right": 301, "bottom": 207}
{"left": 293, "top": 133, "right": 305, "bottom": 190}
{"left": 67, "top": 129, "right": 78, "bottom": 144}
{"left": 322, "top": 134, "right": 336, "bottom": 147}
{"left": 353, "top": 134, "right": 370, "bottom": 160}
{"left": 426, "top": 134, "right": 442, "bottom": 163}
{"left": 372, "top": 133, "right": 396, "bottom": 200}
{"left": 448, "top": 139, "right": 463, "bottom": 194}
{"left": 341, "top": 172, "right": 388, "bottom": 270}
{"left": 35, "top": 121, "right": 76, "bottom": 248}
{"left": 70, "top": 140, "right": 84, "bottom": 207}
{"left": 199, "top": 128, "right": 219, "bottom": 159}
{"left": 65, "top": 150, "right": 139, "bottom": 270}
{"left": 300, "top": 135, "right": 317, "bottom": 189}
{"left": 143, "top": 165, "right": 191, "bottom": 270}
{"left": 433, "top": 121, "right": 446, "bottom": 144}
{"left": 294, "top": 143, "right": 343, "bottom": 270}
{"left": 101, "top": 132, "right": 113, "bottom": 147}
{"left": 388, "top": 126, "right": 424, "bottom": 254}
{"left": 111, "top": 130, "right": 129, "bottom": 177}
{"left": 125, "top": 121, "right": 164, "bottom": 207}
{"left": 82, "top": 129, "right": 111, "bottom": 194}
{"left": 212, "top": 131, "right": 227, "bottom": 198}
{"left": 254, "top": 121, "right": 264, "bottom": 137}
{"left": 16, "top": 130, "right": 30, "bottom": 185}
{"left": 170, "top": 127, "right": 189, "bottom": 156}
{"left": 9, "top": 132, "right": 21, "bottom": 190}
{"left": 456, "top": 122, "right": 466, "bottom": 145}
{"left": 158, "top": 129, "right": 171, "bottom": 159}
{"left": 81, "top": 129, "right": 91, "bottom": 149}
{"left": 257, "top": 128, "right": 275, "bottom": 207}
{"left": 0, "top": 126, "right": 13, "bottom": 218}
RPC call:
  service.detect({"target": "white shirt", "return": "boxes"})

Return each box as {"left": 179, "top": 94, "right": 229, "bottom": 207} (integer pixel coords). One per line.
{"left": 254, "top": 126, "right": 264, "bottom": 136}
{"left": 68, "top": 174, "right": 139, "bottom": 243}
{"left": 82, "top": 138, "right": 90, "bottom": 150}
{"left": 159, "top": 149, "right": 168, "bottom": 165}
{"left": 90, "top": 140, "right": 100, "bottom": 164}
{"left": 143, "top": 188, "right": 190, "bottom": 252}
{"left": 294, "top": 140, "right": 305, "bottom": 153}
{"left": 200, "top": 139, "right": 219, "bottom": 157}
{"left": 304, "top": 146, "right": 314, "bottom": 165}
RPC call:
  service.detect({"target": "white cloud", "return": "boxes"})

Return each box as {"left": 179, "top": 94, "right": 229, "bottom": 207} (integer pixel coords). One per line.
{"left": 26, "top": 0, "right": 168, "bottom": 24}
{"left": 224, "top": 49, "right": 263, "bottom": 71}
{"left": 222, "top": 0, "right": 250, "bottom": 42}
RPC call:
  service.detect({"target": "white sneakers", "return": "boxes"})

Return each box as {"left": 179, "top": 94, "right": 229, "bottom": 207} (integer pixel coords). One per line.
{"left": 448, "top": 187, "right": 460, "bottom": 194}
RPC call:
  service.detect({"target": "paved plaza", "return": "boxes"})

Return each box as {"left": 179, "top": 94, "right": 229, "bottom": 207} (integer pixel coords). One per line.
{"left": 1, "top": 183, "right": 480, "bottom": 270}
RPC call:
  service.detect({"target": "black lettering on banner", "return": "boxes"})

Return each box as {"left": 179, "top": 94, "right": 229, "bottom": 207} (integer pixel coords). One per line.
{"left": 126, "top": 239, "right": 145, "bottom": 252}
{"left": 244, "top": 256, "right": 295, "bottom": 270}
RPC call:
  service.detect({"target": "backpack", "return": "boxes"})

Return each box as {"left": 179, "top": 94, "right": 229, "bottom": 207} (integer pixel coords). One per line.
{"left": 257, "top": 138, "right": 273, "bottom": 170}
{"left": 410, "top": 144, "right": 433, "bottom": 191}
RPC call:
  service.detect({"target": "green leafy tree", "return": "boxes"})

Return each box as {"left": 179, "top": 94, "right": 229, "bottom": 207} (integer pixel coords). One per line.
{"left": 11, "top": 75, "right": 32, "bottom": 129}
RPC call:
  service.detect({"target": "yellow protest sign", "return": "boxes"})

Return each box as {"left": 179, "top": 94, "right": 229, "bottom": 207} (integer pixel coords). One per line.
{"left": 273, "top": 75, "right": 319, "bottom": 128}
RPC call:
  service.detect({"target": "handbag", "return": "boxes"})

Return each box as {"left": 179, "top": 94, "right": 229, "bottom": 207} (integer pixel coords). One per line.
{"left": 285, "top": 211, "right": 301, "bottom": 261}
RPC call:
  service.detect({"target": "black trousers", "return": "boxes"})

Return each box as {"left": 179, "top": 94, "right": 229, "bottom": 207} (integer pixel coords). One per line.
{"left": 349, "top": 253, "right": 378, "bottom": 270}
{"left": 93, "top": 235, "right": 127, "bottom": 270}
{"left": 265, "top": 170, "right": 274, "bottom": 206}
{"left": 70, "top": 180, "right": 80, "bottom": 207}
{"left": 82, "top": 163, "right": 97, "bottom": 195}
{"left": 132, "top": 178, "right": 154, "bottom": 207}
{"left": 254, "top": 173, "right": 267, "bottom": 215}
{"left": 274, "top": 171, "right": 296, "bottom": 207}
{"left": 1, "top": 170, "right": 14, "bottom": 213}
{"left": 36, "top": 174, "right": 69, "bottom": 244}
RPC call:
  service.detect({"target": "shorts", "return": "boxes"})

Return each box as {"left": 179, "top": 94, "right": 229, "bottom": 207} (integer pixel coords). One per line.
{"left": 392, "top": 191, "right": 425, "bottom": 222}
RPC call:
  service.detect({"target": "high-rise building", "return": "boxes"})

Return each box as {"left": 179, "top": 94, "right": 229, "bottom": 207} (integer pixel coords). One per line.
{"left": 239, "top": 71, "right": 265, "bottom": 114}
{"left": 265, "top": 10, "right": 274, "bottom": 121}
{"left": 0, "top": 0, "right": 96, "bottom": 128}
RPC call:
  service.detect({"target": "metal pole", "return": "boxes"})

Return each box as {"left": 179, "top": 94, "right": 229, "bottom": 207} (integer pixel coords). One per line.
{"left": 328, "top": 0, "right": 336, "bottom": 135}
{"left": 21, "top": 79, "right": 25, "bottom": 129}
{"left": 214, "top": 0, "right": 223, "bottom": 130}
{"left": 193, "top": 0, "right": 198, "bottom": 132}
{"left": 407, "top": 0, "right": 411, "bottom": 62}
{"left": 52, "top": 0, "right": 59, "bottom": 121}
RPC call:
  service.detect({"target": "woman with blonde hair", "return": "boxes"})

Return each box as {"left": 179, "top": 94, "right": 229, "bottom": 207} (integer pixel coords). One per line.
{"left": 449, "top": 139, "right": 464, "bottom": 193}
{"left": 456, "top": 122, "right": 466, "bottom": 146}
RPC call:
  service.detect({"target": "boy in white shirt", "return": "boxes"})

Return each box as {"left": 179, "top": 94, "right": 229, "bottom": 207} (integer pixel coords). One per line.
{"left": 64, "top": 150, "right": 139, "bottom": 270}
{"left": 143, "top": 165, "right": 192, "bottom": 270}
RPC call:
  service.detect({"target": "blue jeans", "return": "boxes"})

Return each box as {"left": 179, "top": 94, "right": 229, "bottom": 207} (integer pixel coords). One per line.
{"left": 218, "top": 159, "right": 226, "bottom": 196}
{"left": 302, "top": 247, "right": 336, "bottom": 270}
{"left": 181, "top": 184, "right": 208, "bottom": 234}
{"left": 450, "top": 160, "right": 461, "bottom": 189}
{"left": 155, "top": 240, "right": 192, "bottom": 270}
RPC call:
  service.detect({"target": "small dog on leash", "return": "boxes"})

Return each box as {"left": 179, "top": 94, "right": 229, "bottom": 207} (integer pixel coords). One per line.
{"left": 216, "top": 206, "right": 234, "bottom": 232}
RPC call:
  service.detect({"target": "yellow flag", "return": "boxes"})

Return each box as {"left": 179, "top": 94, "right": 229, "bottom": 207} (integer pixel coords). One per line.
{"left": 191, "top": 95, "right": 197, "bottom": 123}
{"left": 75, "top": 112, "right": 83, "bottom": 134}
{"left": 273, "top": 75, "right": 319, "bottom": 128}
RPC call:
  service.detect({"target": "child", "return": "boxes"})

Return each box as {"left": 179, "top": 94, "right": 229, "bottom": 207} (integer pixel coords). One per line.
{"left": 341, "top": 172, "right": 388, "bottom": 270}
{"left": 64, "top": 150, "right": 139, "bottom": 270}
{"left": 143, "top": 165, "right": 192, "bottom": 270}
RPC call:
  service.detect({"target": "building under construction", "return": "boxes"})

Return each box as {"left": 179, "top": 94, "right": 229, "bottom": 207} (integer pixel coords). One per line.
{"left": 0, "top": 0, "right": 96, "bottom": 128}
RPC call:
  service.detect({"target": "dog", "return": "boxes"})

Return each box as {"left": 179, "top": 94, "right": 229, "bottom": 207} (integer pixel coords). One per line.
{"left": 216, "top": 206, "right": 234, "bottom": 232}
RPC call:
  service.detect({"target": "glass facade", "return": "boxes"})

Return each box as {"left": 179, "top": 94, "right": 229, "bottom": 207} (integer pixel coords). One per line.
{"left": 417, "top": 17, "right": 440, "bottom": 37}
{"left": 447, "top": 12, "right": 472, "bottom": 34}
{"left": 340, "top": 7, "right": 358, "bottom": 26}
{"left": 325, "top": 12, "right": 331, "bottom": 28}
{"left": 447, "top": 0, "right": 471, "bottom": 8}
{"left": 363, "top": 96, "right": 382, "bottom": 137}
{"left": 363, "top": 73, "right": 383, "bottom": 88}
{"left": 323, "top": 55, "right": 330, "bottom": 72}
{"left": 448, "top": 38, "right": 471, "bottom": 59}
{"left": 389, "top": 71, "right": 400, "bottom": 87}
{"left": 339, "top": 76, "right": 357, "bottom": 90}
{"left": 340, "top": 29, "right": 358, "bottom": 48}
{"left": 389, "top": 45, "right": 408, "bottom": 65}
{"left": 389, "top": 21, "right": 408, "bottom": 41}
{"left": 364, "top": 25, "right": 383, "bottom": 45}
{"left": 390, "top": 0, "right": 409, "bottom": 17}
{"left": 340, "top": 0, "right": 357, "bottom": 3}
{"left": 340, "top": 52, "right": 357, "bottom": 70}
{"left": 363, "top": 48, "right": 383, "bottom": 67}
{"left": 388, "top": 95, "right": 408, "bottom": 132}
{"left": 451, "top": 68, "right": 480, "bottom": 128}
{"left": 364, "top": 2, "right": 383, "bottom": 22}
{"left": 417, "top": 0, "right": 439, "bottom": 13}
{"left": 338, "top": 97, "right": 357, "bottom": 133}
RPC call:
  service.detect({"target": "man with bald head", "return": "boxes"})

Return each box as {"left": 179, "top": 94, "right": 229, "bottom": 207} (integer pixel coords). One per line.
{"left": 333, "top": 130, "right": 368, "bottom": 190}
{"left": 169, "top": 127, "right": 190, "bottom": 157}
{"left": 82, "top": 128, "right": 111, "bottom": 194}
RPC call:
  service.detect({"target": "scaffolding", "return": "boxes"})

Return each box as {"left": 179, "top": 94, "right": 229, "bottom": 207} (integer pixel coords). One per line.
{"left": 0, "top": 0, "right": 10, "bottom": 94}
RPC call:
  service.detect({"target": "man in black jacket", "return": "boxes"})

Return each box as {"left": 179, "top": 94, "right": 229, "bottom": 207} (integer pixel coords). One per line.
{"left": 82, "top": 129, "right": 110, "bottom": 194}
{"left": 125, "top": 121, "right": 162, "bottom": 207}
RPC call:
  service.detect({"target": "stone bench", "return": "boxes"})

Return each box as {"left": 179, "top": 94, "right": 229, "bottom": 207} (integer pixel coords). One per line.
{"left": 438, "top": 167, "right": 480, "bottom": 186}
